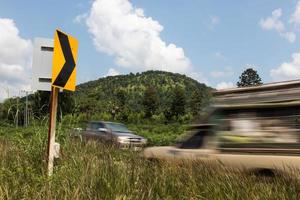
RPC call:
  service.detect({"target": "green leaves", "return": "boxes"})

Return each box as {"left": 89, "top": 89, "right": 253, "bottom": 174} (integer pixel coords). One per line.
{"left": 170, "top": 85, "right": 186, "bottom": 119}
{"left": 142, "top": 86, "right": 159, "bottom": 118}
{"left": 74, "top": 70, "right": 212, "bottom": 123}
{"left": 237, "top": 68, "right": 263, "bottom": 87}
{"left": 0, "top": 71, "right": 212, "bottom": 124}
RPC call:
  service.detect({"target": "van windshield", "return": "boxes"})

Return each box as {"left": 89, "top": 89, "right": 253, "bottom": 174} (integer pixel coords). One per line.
{"left": 177, "top": 125, "right": 214, "bottom": 149}
{"left": 178, "top": 130, "right": 206, "bottom": 149}
{"left": 105, "top": 123, "right": 131, "bottom": 133}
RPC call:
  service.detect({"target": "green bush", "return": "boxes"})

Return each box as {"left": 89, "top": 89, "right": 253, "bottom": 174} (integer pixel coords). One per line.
{"left": 102, "top": 112, "right": 113, "bottom": 121}
{"left": 128, "top": 123, "right": 186, "bottom": 146}
{"left": 127, "top": 112, "right": 144, "bottom": 124}
{"left": 151, "top": 113, "right": 165, "bottom": 123}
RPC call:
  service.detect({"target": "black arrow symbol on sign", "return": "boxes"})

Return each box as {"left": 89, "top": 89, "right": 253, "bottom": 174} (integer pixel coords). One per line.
{"left": 53, "top": 30, "right": 76, "bottom": 88}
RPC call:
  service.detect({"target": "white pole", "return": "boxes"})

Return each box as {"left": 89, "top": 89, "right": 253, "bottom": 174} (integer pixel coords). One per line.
{"left": 47, "top": 86, "right": 59, "bottom": 176}
{"left": 16, "top": 97, "right": 19, "bottom": 128}
{"left": 24, "top": 91, "right": 28, "bottom": 127}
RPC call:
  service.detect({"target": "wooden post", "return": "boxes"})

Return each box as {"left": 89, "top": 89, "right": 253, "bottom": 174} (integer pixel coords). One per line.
{"left": 47, "top": 86, "right": 59, "bottom": 176}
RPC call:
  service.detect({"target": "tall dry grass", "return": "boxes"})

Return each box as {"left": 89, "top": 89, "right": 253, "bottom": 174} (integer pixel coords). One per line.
{"left": 0, "top": 125, "right": 300, "bottom": 199}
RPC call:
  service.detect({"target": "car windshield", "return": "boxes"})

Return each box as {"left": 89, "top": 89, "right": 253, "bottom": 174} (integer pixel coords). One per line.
{"left": 105, "top": 123, "right": 131, "bottom": 133}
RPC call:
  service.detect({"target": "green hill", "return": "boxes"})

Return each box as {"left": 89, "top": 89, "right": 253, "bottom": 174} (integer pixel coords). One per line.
{"left": 0, "top": 70, "right": 213, "bottom": 124}
{"left": 74, "top": 70, "right": 212, "bottom": 122}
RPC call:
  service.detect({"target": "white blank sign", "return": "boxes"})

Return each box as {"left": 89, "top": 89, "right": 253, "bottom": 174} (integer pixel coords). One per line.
{"left": 31, "top": 38, "right": 54, "bottom": 91}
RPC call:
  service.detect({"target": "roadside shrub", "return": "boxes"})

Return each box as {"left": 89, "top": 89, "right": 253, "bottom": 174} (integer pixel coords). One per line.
{"left": 99, "top": 112, "right": 113, "bottom": 121}
{"left": 178, "top": 113, "right": 192, "bottom": 123}
{"left": 128, "top": 123, "right": 185, "bottom": 146}
{"left": 151, "top": 113, "right": 165, "bottom": 123}
{"left": 127, "top": 112, "right": 144, "bottom": 124}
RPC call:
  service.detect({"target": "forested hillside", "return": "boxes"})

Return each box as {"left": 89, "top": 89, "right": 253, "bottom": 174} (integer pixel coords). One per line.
{"left": 74, "top": 70, "right": 212, "bottom": 122}
{"left": 0, "top": 71, "right": 213, "bottom": 124}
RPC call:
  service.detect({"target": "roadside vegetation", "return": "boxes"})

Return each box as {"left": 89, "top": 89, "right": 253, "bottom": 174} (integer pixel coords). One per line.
{"left": 2, "top": 69, "right": 298, "bottom": 199}
{"left": 0, "top": 71, "right": 212, "bottom": 127}
{"left": 1, "top": 124, "right": 300, "bottom": 200}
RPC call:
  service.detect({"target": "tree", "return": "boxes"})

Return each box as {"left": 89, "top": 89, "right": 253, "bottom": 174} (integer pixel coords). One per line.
{"left": 142, "top": 86, "right": 159, "bottom": 118}
{"left": 170, "top": 86, "right": 186, "bottom": 119}
{"left": 190, "top": 89, "right": 203, "bottom": 117}
{"left": 114, "top": 89, "right": 128, "bottom": 121}
{"left": 237, "top": 68, "right": 262, "bottom": 87}
{"left": 115, "top": 89, "right": 126, "bottom": 108}
{"left": 0, "top": 98, "right": 17, "bottom": 123}
{"left": 0, "top": 103, "right": 4, "bottom": 121}
{"left": 32, "top": 91, "right": 75, "bottom": 119}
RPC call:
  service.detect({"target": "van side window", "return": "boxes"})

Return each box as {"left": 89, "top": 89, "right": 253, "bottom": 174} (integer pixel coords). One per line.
{"left": 217, "top": 107, "right": 300, "bottom": 153}
{"left": 90, "top": 122, "right": 104, "bottom": 131}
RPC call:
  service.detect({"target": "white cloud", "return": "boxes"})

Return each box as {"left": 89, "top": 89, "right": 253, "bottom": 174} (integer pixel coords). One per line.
{"left": 105, "top": 68, "right": 120, "bottom": 77}
{"left": 216, "top": 82, "right": 235, "bottom": 90}
{"left": 0, "top": 18, "right": 32, "bottom": 102}
{"left": 85, "top": 0, "right": 191, "bottom": 73}
{"left": 260, "top": 9, "right": 284, "bottom": 31}
{"left": 206, "top": 15, "right": 220, "bottom": 30}
{"left": 74, "top": 13, "right": 88, "bottom": 24}
{"left": 210, "top": 67, "right": 233, "bottom": 78}
{"left": 210, "top": 16, "right": 219, "bottom": 26}
{"left": 270, "top": 53, "right": 300, "bottom": 81}
{"left": 282, "top": 31, "right": 296, "bottom": 43}
{"left": 189, "top": 71, "right": 209, "bottom": 85}
{"left": 0, "top": 82, "right": 30, "bottom": 102}
{"left": 259, "top": 8, "right": 296, "bottom": 43}
{"left": 290, "top": 1, "right": 300, "bottom": 26}
{"left": 211, "top": 16, "right": 219, "bottom": 24}
{"left": 214, "top": 52, "right": 226, "bottom": 61}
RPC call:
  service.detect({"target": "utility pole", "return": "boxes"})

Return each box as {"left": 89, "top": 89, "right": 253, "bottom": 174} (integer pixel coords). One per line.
{"left": 26, "top": 91, "right": 28, "bottom": 127}
{"left": 16, "top": 97, "right": 19, "bottom": 128}
{"left": 21, "top": 90, "right": 32, "bottom": 127}
{"left": 24, "top": 91, "right": 28, "bottom": 127}
{"left": 23, "top": 91, "right": 28, "bottom": 127}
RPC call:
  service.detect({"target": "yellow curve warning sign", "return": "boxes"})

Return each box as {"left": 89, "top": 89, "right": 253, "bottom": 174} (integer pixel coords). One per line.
{"left": 51, "top": 29, "right": 78, "bottom": 91}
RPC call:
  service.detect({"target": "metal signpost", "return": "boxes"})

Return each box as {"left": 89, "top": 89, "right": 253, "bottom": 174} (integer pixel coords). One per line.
{"left": 32, "top": 29, "right": 78, "bottom": 176}
{"left": 31, "top": 38, "right": 54, "bottom": 92}
{"left": 47, "top": 29, "right": 78, "bottom": 176}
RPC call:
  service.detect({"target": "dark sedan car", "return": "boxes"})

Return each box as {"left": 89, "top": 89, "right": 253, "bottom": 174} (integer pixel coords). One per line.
{"left": 77, "top": 121, "right": 147, "bottom": 149}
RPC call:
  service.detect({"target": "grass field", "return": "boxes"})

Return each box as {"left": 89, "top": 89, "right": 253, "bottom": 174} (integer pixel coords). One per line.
{"left": 1, "top": 124, "right": 300, "bottom": 199}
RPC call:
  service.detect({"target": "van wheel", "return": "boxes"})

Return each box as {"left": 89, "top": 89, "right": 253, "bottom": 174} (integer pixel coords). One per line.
{"left": 251, "top": 168, "right": 275, "bottom": 177}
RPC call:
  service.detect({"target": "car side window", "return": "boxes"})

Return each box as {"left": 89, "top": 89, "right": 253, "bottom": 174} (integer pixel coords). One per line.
{"left": 86, "top": 123, "right": 92, "bottom": 131}
{"left": 91, "top": 123, "right": 104, "bottom": 131}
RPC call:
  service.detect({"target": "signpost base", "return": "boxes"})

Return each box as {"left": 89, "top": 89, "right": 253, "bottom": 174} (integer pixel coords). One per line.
{"left": 47, "top": 86, "right": 59, "bottom": 176}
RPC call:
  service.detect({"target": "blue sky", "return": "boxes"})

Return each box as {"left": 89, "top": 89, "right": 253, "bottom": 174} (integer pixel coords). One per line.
{"left": 1, "top": 0, "right": 300, "bottom": 100}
